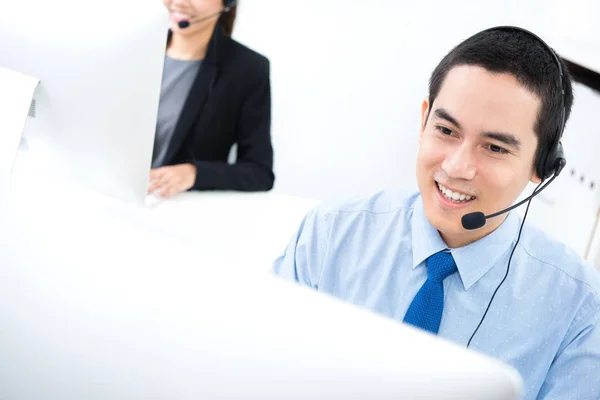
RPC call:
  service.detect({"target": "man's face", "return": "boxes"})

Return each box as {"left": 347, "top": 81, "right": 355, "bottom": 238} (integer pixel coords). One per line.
{"left": 416, "top": 65, "right": 542, "bottom": 248}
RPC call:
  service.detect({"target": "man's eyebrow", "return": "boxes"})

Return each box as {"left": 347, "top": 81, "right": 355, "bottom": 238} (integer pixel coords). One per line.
{"left": 481, "top": 132, "right": 521, "bottom": 150}
{"left": 434, "top": 108, "right": 461, "bottom": 129}
{"left": 434, "top": 107, "right": 521, "bottom": 150}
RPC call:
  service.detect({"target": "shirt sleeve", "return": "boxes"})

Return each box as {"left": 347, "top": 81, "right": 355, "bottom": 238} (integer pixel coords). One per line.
{"left": 537, "top": 295, "right": 600, "bottom": 399}
{"left": 271, "top": 207, "right": 331, "bottom": 290}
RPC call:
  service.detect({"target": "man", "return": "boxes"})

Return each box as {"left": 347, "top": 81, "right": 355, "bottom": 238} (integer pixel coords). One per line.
{"left": 272, "top": 27, "right": 600, "bottom": 399}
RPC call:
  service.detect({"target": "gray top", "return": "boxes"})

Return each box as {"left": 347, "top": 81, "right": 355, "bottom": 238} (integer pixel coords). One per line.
{"left": 151, "top": 55, "right": 202, "bottom": 168}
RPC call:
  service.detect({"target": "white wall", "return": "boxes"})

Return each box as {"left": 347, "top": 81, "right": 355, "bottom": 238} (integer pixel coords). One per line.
{"left": 233, "top": 0, "right": 523, "bottom": 200}
{"left": 519, "top": 83, "right": 600, "bottom": 259}
{"left": 232, "top": 0, "right": 600, "bottom": 262}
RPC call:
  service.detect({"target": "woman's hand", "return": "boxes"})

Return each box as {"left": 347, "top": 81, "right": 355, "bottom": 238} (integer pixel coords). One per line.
{"left": 148, "top": 163, "right": 197, "bottom": 198}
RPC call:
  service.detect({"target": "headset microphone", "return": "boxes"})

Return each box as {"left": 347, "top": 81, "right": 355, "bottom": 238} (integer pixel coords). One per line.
{"left": 178, "top": 10, "right": 223, "bottom": 29}
{"left": 177, "top": 0, "right": 236, "bottom": 29}
{"left": 461, "top": 158, "right": 566, "bottom": 230}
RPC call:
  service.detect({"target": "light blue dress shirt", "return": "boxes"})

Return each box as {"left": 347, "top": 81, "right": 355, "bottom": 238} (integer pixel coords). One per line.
{"left": 272, "top": 190, "right": 600, "bottom": 399}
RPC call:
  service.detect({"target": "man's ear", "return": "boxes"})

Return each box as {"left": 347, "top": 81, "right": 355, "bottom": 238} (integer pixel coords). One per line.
{"left": 419, "top": 97, "right": 430, "bottom": 141}
{"left": 530, "top": 151, "right": 543, "bottom": 184}
{"left": 530, "top": 171, "right": 542, "bottom": 184}
{"left": 530, "top": 159, "right": 542, "bottom": 184}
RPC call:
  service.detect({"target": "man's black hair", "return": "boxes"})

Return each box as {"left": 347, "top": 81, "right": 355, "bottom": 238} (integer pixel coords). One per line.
{"left": 428, "top": 27, "right": 574, "bottom": 174}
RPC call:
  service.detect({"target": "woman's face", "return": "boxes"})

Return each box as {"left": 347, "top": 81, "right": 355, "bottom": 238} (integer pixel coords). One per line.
{"left": 162, "top": 0, "right": 224, "bottom": 34}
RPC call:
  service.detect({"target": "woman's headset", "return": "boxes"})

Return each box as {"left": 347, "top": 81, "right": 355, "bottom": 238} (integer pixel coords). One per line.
{"left": 177, "top": 0, "right": 237, "bottom": 29}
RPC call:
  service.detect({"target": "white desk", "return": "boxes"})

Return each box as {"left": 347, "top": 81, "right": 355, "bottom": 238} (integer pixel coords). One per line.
{"left": 145, "top": 191, "right": 322, "bottom": 271}
{"left": 0, "top": 178, "right": 523, "bottom": 399}
{"left": 2, "top": 175, "right": 321, "bottom": 275}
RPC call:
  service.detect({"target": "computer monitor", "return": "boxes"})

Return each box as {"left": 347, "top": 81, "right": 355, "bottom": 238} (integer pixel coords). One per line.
{"left": 0, "top": 0, "right": 168, "bottom": 205}
{"left": 0, "top": 183, "right": 523, "bottom": 399}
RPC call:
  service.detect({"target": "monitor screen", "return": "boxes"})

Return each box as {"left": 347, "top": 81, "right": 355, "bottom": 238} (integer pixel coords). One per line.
{"left": 0, "top": 0, "right": 168, "bottom": 204}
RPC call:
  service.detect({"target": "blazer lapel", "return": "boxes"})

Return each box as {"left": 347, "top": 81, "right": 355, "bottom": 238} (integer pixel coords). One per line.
{"left": 162, "top": 25, "right": 224, "bottom": 165}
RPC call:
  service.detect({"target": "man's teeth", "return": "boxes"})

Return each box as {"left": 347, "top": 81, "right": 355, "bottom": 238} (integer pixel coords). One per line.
{"left": 437, "top": 182, "right": 474, "bottom": 202}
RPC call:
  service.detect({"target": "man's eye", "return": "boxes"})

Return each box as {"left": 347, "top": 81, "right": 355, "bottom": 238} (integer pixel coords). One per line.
{"left": 436, "top": 126, "right": 453, "bottom": 135}
{"left": 489, "top": 144, "right": 508, "bottom": 154}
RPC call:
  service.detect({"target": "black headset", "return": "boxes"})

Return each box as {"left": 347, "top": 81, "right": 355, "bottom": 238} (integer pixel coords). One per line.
{"left": 176, "top": 0, "right": 237, "bottom": 29}
{"left": 466, "top": 26, "right": 569, "bottom": 347}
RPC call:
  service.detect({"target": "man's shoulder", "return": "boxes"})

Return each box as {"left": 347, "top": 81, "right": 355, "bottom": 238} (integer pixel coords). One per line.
{"left": 520, "top": 221, "right": 600, "bottom": 304}
{"left": 309, "top": 189, "right": 420, "bottom": 221}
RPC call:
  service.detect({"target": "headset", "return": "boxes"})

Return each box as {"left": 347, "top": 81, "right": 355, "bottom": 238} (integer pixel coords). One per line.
{"left": 177, "top": 0, "right": 237, "bottom": 29}
{"left": 464, "top": 26, "right": 569, "bottom": 347}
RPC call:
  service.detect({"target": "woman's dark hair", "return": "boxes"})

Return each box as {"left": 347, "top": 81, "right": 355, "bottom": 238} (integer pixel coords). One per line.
{"left": 218, "top": 0, "right": 238, "bottom": 37}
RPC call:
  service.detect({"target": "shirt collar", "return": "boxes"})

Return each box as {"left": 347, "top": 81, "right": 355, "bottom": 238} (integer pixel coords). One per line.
{"left": 411, "top": 198, "right": 447, "bottom": 270}
{"left": 411, "top": 195, "right": 520, "bottom": 290}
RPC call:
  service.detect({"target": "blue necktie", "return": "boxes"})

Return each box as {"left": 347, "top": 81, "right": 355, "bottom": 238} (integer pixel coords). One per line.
{"left": 403, "top": 251, "right": 457, "bottom": 334}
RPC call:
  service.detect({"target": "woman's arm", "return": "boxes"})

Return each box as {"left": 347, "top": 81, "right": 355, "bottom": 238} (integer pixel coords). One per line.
{"left": 191, "top": 59, "right": 274, "bottom": 192}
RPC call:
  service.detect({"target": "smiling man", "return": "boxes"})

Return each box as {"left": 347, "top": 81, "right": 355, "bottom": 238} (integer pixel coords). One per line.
{"left": 272, "top": 27, "right": 600, "bottom": 399}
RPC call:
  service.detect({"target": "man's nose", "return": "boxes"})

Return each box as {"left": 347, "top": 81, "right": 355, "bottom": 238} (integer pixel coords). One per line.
{"left": 441, "top": 144, "right": 476, "bottom": 181}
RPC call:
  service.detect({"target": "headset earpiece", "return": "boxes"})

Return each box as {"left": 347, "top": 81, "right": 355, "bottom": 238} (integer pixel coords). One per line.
{"left": 549, "top": 142, "right": 566, "bottom": 178}
{"left": 538, "top": 129, "right": 567, "bottom": 181}
{"left": 538, "top": 140, "right": 565, "bottom": 181}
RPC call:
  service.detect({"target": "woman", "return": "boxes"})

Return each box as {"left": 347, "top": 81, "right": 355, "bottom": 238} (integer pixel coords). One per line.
{"left": 149, "top": 0, "right": 274, "bottom": 197}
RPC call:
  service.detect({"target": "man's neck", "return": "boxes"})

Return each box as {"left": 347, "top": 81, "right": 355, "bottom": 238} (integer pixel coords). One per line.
{"left": 167, "top": 25, "right": 215, "bottom": 61}
{"left": 441, "top": 215, "right": 507, "bottom": 249}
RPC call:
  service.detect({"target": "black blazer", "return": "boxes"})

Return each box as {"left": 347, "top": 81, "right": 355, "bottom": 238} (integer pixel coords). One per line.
{"left": 162, "top": 24, "right": 274, "bottom": 191}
